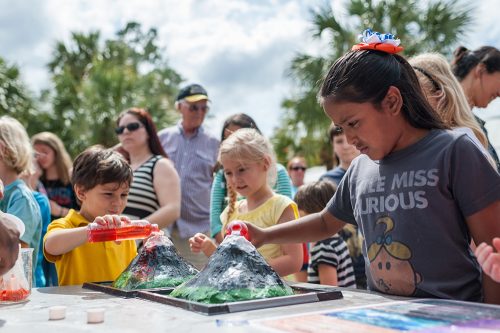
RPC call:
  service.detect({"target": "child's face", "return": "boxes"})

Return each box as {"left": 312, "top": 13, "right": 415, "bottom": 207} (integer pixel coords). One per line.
{"left": 33, "top": 143, "right": 55, "bottom": 170}
{"left": 333, "top": 133, "right": 360, "bottom": 166}
{"left": 76, "top": 182, "right": 129, "bottom": 221}
{"left": 324, "top": 96, "right": 404, "bottom": 161}
{"left": 221, "top": 157, "right": 268, "bottom": 198}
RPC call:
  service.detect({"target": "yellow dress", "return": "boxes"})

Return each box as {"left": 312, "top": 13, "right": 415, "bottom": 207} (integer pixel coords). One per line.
{"left": 221, "top": 194, "right": 298, "bottom": 260}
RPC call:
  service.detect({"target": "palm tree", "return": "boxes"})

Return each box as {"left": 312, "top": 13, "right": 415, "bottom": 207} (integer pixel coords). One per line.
{"left": 273, "top": 0, "right": 474, "bottom": 167}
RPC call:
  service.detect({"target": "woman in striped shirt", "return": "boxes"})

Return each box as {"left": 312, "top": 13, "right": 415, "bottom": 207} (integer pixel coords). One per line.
{"left": 116, "top": 108, "right": 180, "bottom": 229}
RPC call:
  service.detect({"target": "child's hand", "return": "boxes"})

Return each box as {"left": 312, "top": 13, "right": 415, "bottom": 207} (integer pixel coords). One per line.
{"left": 475, "top": 238, "right": 500, "bottom": 283}
{"left": 189, "top": 233, "right": 216, "bottom": 257}
{"left": 93, "top": 215, "right": 131, "bottom": 228}
{"left": 244, "top": 222, "right": 265, "bottom": 248}
{"left": 0, "top": 179, "right": 4, "bottom": 200}
{"left": 92, "top": 215, "right": 131, "bottom": 245}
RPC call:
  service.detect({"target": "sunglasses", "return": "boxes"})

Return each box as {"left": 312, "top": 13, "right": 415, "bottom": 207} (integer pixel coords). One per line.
{"left": 290, "top": 166, "right": 306, "bottom": 171}
{"left": 115, "top": 122, "right": 143, "bottom": 135}
{"left": 187, "top": 104, "right": 210, "bottom": 112}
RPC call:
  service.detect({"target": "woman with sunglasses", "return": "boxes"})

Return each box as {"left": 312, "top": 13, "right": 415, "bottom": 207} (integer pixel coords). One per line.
{"left": 116, "top": 108, "right": 181, "bottom": 230}
{"left": 287, "top": 156, "right": 307, "bottom": 198}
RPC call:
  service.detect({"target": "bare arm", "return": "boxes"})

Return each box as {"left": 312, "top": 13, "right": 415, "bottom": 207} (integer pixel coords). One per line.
{"left": 45, "top": 215, "right": 128, "bottom": 256}
{"left": 44, "top": 227, "right": 88, "bottom": 256}
{"left": 146, "top": 159, "right": 181, "bottom": 229}
{"left": 318, "top": 265, "right": 338, "bottom": 286}
{"left": 267, "top": 205, "right": 303, "bottom": 276}
{"left": 466, "top": 200, "right": 500, "bottom": 305}
{"left": 247, "top": 208, "right": 346, "bottom": 248}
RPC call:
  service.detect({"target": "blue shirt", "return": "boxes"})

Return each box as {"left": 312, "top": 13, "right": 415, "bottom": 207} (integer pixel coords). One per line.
{"left": 158, "top": 122, "right": 219, "bottom": 238}
{"left": 0, "top": 179, "right": 42, "bottom": 282}
{"left": 320, "top": 166, "right": 347, "bottom": 186}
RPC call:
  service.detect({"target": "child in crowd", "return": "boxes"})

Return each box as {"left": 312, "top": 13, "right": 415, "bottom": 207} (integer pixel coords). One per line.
{"left": 320, "top": 123, "right": 360, "bottom": 186}
{"left": 321, "top": 124, "right": 366, "bottom": 289}
{"left": 294, "top": 180, "right": 355, "bottom": 287}
{"left": 20, "top": 161, "right": 51, "bottom": 287}
{"left": 191, "top": 128, "right": 302, "bottom": 276}
{"left": 210, "top": 113, "right": 292, "bottom": 244}
{"left": 44, "top": 146, "right": 141, "bottom": 286}
{"left": 32, "top": 132, "right": 78, "bottom": 220}
{"left": 475, "top": 238, "right": 500, "bottom": 283}
{"left": 0, "top": 179, "right": 22, "bottom": 276}
{"left": 0, "top": 116, "right": 42, "bottom": 283}
{"left": 244, "top": 30, "right": 500, "bottom": 303}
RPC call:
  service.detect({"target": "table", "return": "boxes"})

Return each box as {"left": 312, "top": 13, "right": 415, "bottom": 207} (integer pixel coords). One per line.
{"left": 0, "top": 284, "right": 402, "bottom": 333}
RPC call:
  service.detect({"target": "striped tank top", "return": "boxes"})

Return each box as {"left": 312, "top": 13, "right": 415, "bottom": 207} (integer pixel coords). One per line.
{"left": 123, "top": 155, "right": 161, "bottom": 220}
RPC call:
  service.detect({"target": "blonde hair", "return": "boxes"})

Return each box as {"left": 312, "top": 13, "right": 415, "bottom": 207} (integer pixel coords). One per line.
{"left": 31, "top": 132, "right": 73, "bottom": 185}
{"left": 218, "top": 128, "right": 277, "bottom": 220}
{"left": 0, "top": 116, "right": 33, "bottom": 175}
{"left": 409, "top": 53, "right": 488, "bottom": 149}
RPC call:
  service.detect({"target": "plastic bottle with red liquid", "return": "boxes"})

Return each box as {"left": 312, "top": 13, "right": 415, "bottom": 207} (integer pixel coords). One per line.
{"left": 87, "top": 220, "right": 159, "bottom": 243}
{"left": 225, "top": 220, "right": 250, "bottom": 240}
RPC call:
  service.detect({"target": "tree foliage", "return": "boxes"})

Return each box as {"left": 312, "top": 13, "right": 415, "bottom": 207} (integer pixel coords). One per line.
{"left": 42, "top": 22, "right": 182, "bottom": 157}
{"left": 273, "top": 0, "right": 474, "bottom": 168}
{"left": 0, "top": 57, "right": 41, "bottom": 132}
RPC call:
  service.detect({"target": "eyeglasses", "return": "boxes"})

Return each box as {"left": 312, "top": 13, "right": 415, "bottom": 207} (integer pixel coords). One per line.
{"left": 187, "top": 104, "right": 210, "bottom": 112}
{"left": 115, "top": 122, "right": 143, "bottom": 135}
{"left": 290, "top": 166, "right": 307, "bottom": 171}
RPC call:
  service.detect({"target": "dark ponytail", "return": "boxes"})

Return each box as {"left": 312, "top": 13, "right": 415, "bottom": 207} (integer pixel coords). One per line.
{"left": 452, "top": 46, "right": 500, "bottom": 81}
{"left": 319, "top": 50, "right": 447, "bottom": 130}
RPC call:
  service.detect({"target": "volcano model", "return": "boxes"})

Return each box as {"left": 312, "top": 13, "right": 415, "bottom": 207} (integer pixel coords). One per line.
{"left": 113, "top": 234, "right": 198, "bottom": 290}
{"left": 169, "top": 235, "right": 293, "bottom": 304}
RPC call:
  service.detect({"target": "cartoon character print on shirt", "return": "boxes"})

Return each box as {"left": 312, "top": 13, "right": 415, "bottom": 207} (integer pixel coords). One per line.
{"left": 367, "top": 216, "right": 421, "bottom": 296}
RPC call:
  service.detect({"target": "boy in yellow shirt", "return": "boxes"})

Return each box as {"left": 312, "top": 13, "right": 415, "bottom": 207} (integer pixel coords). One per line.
{"left": 44, "top": 146, "right": 140, "bottom": 286}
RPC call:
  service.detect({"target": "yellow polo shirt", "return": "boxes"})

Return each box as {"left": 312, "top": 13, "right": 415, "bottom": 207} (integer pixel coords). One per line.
{"left": 44, "top": 210, "right": 137, "bottom": 286}
{"left": 221, "top": 194, "right": 299, "bottom": 260}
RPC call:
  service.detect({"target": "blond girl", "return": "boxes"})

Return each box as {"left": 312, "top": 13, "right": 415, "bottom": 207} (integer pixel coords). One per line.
{"left": 189, "top": 128, "right": 302, "bottom": 276}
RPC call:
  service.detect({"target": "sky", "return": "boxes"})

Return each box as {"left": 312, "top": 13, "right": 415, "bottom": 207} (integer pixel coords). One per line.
{"left": 0, "top": 0, "right": 499, "bottom": 146}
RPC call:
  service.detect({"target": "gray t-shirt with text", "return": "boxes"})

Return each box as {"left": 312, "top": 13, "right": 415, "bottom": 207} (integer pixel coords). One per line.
{"left": 327, "top": 130, "right": 500, "bottom": 301}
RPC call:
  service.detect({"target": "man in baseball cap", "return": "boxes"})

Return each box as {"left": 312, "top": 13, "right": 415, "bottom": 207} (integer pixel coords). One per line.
{"left": 157, "top": 83, "right": 219, "bottom": 269}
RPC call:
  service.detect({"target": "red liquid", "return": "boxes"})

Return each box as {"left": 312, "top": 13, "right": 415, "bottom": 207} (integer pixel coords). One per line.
{"left": 88, "top": 223, "right": 159, "bottom": 243}
{"left": 0, "top": 288, "right": 30, "bottom": 301}
{"left": 225, "top": 221, "right": 250, "bottom": 240}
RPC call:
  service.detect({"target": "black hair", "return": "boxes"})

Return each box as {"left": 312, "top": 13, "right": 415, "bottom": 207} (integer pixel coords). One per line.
{"left": 220, "top": 113, "right": 261, "bottom": 142}
{"left": 451, "top": 46, "right": 500, "bottom": 81}
{"left": 319, "top": 50, "right": 448, "bottom": 130}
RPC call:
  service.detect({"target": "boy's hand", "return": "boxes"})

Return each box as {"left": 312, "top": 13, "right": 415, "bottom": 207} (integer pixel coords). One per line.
{"left": 189, "top": 233, "right": 216, "bottom": 257}
{"left": 92, "top": 215, "right": 131, "bottom": 245}
{"left": 93, "top": 215, "right": 131, "bottom": 228}
{"left": 475, "top": 238, "right": 500, "bottom": 283}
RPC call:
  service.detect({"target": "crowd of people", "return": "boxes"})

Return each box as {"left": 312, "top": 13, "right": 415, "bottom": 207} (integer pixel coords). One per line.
{"left": 0, "top": 39, "right": 499, "bottom": 304}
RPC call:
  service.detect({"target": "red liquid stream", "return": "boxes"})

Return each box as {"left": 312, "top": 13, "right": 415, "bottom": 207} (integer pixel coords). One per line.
{"left": 88, "top": 224, "right": 159, "bottom": 243}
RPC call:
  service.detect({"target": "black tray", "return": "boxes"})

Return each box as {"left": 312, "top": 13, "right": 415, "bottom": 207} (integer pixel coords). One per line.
{"left": 137, "top": 285, "right": 343, "bottom": 315}
{"left": 82, "top": 281, "right": 174, "bottom": 298}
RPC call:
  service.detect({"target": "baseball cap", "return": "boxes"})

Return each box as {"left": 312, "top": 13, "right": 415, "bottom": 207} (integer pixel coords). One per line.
{"left": 176, "top": 84, "right": 209, "bottom": 103}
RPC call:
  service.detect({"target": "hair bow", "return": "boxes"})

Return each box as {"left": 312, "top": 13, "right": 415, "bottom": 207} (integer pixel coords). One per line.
{"left": 352, "top": 29, "right": 404, "bottom": 54}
